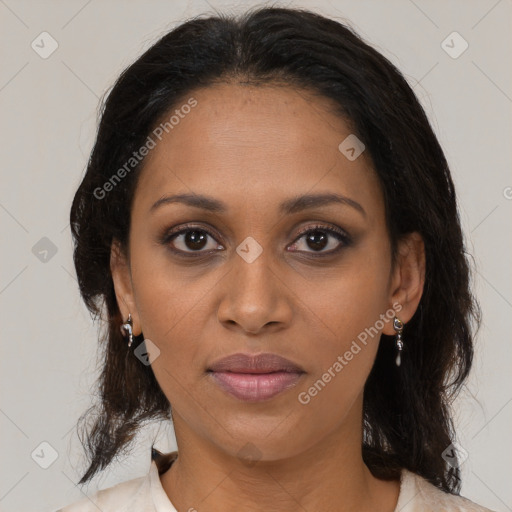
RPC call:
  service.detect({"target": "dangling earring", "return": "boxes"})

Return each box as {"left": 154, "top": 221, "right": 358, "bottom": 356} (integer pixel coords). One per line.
{"left": 393, "top": 317, "right": 404, "bottom": 367}
{"left": 120, "top": 314, "right": 133, "bottom": 348}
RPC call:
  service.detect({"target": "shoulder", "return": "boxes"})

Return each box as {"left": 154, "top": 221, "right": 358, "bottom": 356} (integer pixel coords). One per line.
{"left": 55, "top": 472, "right": 150, "bottom": 512}
{"left": 397, "top": 469, "right": 496, "bottom": 512}
{"left": 55, "top": 451, "right": 179, "bottom": 512}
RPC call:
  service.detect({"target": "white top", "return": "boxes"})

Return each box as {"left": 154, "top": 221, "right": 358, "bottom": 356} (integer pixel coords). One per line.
{"left": 57, "top": 454, "right": 495, "bottom": 512}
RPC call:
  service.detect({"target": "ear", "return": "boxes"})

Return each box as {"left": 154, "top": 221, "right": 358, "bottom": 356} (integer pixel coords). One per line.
{"left": 110, "top": 238, "right": 142, "bottom": 336}
{"left": 382, "top": 232, "right": 426, "bottom": 335}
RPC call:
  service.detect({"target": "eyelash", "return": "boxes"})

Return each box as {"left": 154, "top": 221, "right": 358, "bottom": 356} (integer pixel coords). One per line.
{"left": 160, "top": 223, "right": 352, "bottom": 259}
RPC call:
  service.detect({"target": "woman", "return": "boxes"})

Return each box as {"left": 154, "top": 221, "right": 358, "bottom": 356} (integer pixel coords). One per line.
{"left": 58, "top": 6, "right": 494, "bottom": 512}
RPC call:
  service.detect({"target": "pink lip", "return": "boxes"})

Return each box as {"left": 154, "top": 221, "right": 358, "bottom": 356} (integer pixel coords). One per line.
{"left": 207, "top": 352, "right": 304, "bottom": 373}
{"left": 209, "top": 371, "right": 304, "bottom": 401}
{"left": 207, "top": 352, "right": 305, "bottom": 401}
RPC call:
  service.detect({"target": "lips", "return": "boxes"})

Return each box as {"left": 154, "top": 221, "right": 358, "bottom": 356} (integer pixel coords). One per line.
{"left": 207, "top": 352, "right": 305, "bottom": 374}
{"left": 207, "top": 353, "right": 305, "bottom": 401}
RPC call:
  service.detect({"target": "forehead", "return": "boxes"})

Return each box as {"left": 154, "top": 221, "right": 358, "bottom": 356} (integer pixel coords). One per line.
{"left": 133, "top": 83, "right": 382, "bottom": 218}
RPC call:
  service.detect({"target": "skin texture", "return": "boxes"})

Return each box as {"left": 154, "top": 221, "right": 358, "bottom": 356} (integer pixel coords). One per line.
{"left": 110, "top": 83, "right": 425, "bottom": 512}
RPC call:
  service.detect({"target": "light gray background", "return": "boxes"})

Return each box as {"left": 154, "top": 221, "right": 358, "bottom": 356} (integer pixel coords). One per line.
{"left": 0, "top": 0, "right": 510, "bottom": 511}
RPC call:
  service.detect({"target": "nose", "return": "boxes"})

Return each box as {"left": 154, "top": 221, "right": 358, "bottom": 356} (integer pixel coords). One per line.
{"left": 216, "top": 247, "right": 293, "bottom": 335}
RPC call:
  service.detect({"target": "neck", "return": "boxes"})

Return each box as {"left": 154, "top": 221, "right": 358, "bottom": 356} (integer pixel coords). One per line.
{"left": 160, "top": 400, "right": 400, "bottom": 512}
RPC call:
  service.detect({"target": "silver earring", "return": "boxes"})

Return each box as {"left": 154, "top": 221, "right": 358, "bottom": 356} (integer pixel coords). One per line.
{"left": 393, "top": 317, "right": 404, "bottom": 367}
{"left": 120, "top": 314, "right": 133, "bottom": 348}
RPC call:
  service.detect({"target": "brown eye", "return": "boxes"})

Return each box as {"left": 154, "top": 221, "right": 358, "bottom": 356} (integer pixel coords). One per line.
{"left": 288, "top": 225, "right": 350, "bottom": 255}
{"left": 161, "top": 223, "right": 350, "bottom": 258}
{"left": 167, "top": 228, "right": 223, "bottom": 254}
{"left": 304, "top": 230, "right": 329, "bottom": 251}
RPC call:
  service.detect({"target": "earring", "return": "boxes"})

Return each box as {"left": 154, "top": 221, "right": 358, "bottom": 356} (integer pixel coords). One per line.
{"left": 120, "top": 314, "right": 133, "bottom": 348}
{"left": 393, "top": 317, "right": 404, "bottom": 367}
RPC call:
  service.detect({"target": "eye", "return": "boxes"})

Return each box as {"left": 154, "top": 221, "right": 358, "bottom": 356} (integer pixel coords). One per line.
{"left": 288, "top": 224, "right": 350, "bottom": 255}
{"left": 164, "top": 226, "right": 224, "bottom": 255}
{"left": 161, "top": 223, "right": 351, "bottom": 258}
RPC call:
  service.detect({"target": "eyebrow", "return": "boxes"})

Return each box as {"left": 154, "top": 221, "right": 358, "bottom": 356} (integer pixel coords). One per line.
{"left": 149, "top": 192, "right": 366, "bottom": 217}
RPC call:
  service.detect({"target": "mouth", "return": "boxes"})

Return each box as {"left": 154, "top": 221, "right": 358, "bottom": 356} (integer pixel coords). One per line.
{"left": 207, "top": 370, "right": 305, "bottom": 401}
{"left": 206, "top": 352, "right": 305, "bottom": 402}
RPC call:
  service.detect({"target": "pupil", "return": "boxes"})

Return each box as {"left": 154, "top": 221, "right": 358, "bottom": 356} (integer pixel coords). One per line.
{"left": 307, "top": 230, "right": 327, "bottom": 251}
{"left": 185, "top": 230, "right": 207, "bottom": 250}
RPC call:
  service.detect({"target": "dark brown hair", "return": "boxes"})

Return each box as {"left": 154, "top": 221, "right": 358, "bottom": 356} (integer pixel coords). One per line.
{"left": 70, "top": 6, "right": 480, "bottom": 492}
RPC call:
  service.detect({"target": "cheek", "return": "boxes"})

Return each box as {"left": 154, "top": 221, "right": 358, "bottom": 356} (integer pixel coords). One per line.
{"left": 295, "top": 250, "right": 391, "bottom": 403}
{"left": 128, "top": 246, "right": 207, "bottom": 374}
{"left": 306, "top": 247, "right": 391, "bottom": 345}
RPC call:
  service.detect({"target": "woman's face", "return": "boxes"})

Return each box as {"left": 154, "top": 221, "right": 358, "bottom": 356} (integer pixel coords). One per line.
{"left": 111, "top": 83, "right": 424, "bottom": 462}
